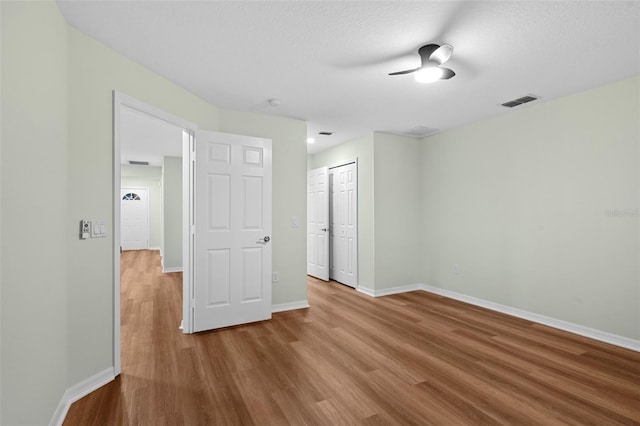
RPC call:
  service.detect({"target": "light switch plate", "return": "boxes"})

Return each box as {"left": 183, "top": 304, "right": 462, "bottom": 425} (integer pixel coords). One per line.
{"left": 91, "top": 220, "right": 107, "bottom": 238}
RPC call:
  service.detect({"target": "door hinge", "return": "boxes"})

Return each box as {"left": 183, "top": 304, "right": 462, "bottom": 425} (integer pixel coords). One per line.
{"left": 191, "top": 225, "right": 196, "bottom": 235}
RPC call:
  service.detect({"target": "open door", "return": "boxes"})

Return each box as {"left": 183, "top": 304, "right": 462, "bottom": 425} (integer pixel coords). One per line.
{"left": 191, "top": 130, "right": 272, "bottom": 332}
{"left": 307, "top": 167, "right": 329, "bottom": 280}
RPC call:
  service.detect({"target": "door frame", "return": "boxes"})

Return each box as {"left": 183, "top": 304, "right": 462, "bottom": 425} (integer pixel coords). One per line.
{"left": 120, "top": 186, "right": 150, "bottom": 251}
{"left": 113, "top": 91, "right": 197, "bottom": 375}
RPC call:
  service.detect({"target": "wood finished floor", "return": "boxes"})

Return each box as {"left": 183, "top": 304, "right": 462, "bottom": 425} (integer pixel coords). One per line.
{"left": 65, "top": 249, "right": 640, "bottom": 425}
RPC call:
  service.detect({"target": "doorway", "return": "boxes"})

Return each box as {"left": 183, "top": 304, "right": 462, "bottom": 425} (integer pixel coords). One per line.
{"left": 113, "top": 91, "right": 196, "bottom": 375}
{"left": 307, "top": 161, "right": 358, "bottom": 288}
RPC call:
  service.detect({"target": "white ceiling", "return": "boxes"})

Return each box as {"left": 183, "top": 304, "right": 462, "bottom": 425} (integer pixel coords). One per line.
{"left": 59, "top": 1, "right": 640, "bottom": 155}
{"left": 120, "top": 106, "right": 184, "bottom": 167}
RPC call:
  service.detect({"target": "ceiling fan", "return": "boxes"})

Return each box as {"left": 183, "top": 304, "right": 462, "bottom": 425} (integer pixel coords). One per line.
{"left": 389, "top": 43, "right": 456, "bottom": 83}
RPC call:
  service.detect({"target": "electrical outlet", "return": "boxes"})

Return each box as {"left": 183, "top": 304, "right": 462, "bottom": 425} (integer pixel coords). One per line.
{"left": 453, "top": 263, "right": 461, "bottom": 275}
{"left": 272, "top": 271, "right": 280, "bottom": 283}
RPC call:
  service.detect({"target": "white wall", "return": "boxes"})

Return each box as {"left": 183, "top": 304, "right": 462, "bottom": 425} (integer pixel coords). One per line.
{"left": 421, "top": 76, "right": 640, "bottom": 340}
{"left": 1, "top": 2, "right": 69, "bottom": 424}
{"left": 161, "top": 156, "right": 182, "bottom": 271}
{"left": 121, "top": 165, "right": 162, "bottom": 249}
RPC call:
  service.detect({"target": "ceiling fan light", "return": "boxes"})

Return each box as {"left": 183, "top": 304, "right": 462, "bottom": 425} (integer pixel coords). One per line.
{"left": 414, "top": 67, "right": 443, "bottom": 83}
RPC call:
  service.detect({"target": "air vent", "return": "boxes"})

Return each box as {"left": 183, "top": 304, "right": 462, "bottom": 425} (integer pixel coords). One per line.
{"left": 501, "top": 94, "right": 540, "bottom": 108}
{"left": 129, "top": 160, "right": 150, "bottom": 166}
{"left": 402, "top": 126, "right": 439, "bottom": 138}
{"left": 318, "top": 131, "right": 333, "bottom": 136}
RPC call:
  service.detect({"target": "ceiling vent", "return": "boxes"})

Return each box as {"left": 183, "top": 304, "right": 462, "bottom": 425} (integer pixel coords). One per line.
{"left": 129, "top": 160, "right": 150, "bottom": 166}
{"left": 318, "top": 131, "right": 333, "bottom": 136}
{"left": 402, "top": 126, "right": 440, "bottom": 138}
{"left": 501, "top": 94, "right": 540, "bottom": 108}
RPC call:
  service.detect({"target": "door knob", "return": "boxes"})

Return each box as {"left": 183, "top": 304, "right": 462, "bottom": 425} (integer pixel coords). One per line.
{"left": 321, "top": 228, "right": 328, "bottom": 232}
{"left": 263, "top": 236, "right": 270, "bottom": 243}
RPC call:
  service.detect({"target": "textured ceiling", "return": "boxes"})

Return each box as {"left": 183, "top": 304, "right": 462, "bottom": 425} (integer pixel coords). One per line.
{"left": 58, "top": 1, "right": 640, "bottom": 154}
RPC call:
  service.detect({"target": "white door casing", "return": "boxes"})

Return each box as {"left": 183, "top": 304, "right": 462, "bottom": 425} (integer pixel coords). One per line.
{"left": 329, "top": 163, "right": 358, "bottom": 288}
{"left": 120, "top": 187, "right": 149, "bottom": 251}
{"left": 193, "top": 130, "right": 272, "bottom": 332}
{"left": 307, "top": 167, "right": 329, "bottom": 281}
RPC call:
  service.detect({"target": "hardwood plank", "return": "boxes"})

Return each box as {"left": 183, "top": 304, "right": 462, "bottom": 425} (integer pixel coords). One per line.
{"left": 64, "top": 252, "right": 640, "bottom": 425}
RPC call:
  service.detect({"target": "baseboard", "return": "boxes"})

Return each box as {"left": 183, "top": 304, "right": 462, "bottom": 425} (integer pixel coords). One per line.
{"left": 162, "top": 266, "right": 183, "bottom": 273}
{"left": 149, "top": 246, "right": 161, "bottom": 251}
{"left": 50, "top": 367, "right": 115, "bottom": 426}
{"left": 421, "top": 284, "right": 640, "bottom": 352}
{"left": 357, "top": 283, "right": 422, "bottom": 298}
{"left": 272, "top": 300, "right": 310, "bottom": 313}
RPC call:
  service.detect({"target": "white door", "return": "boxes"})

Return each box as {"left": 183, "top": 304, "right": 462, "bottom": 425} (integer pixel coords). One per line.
{"left": 329, "top": 163, "right": 358, "bottom": 288}
{"left": 120, "top": 187, "right": 149, "bottom": 250}
{"left": 307, "top": 167, "right": 329, "bottom": 280}
{"left": 193, "top": 130, "right": 272, "bottom": 332}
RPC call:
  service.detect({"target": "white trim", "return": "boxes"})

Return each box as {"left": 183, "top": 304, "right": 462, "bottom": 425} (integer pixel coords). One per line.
{"left": 149, "top": 246, "right": 161, "bottom": 251}
{"left": 162, "top": 266, "right": 183, "bottom": 273}
{"left": 112, "top": 92, "right": 122, "bottom": 376}
{"left": 357, "top": 283, "right": 422, "bottom": 297}
{"left": 357, "top": 281, "right": 639, "bottom": 352}
{"left": 354, "top": 282, "right": 639, "bottom": 351}
{"left": 421, "top": 284, "right": 640, "bottom": 352}
{"left": 182, "top": 130, "right": 195, "bottom": 334}
{"left": 272, "top": 300, "right": 310, "bottom": 313}
{"left": 50, "top": 367, "right": 115, "bottom": 426}
{"left": 356, "top": 285, "right": 375, "bottom": 297}
{"left": 113, "top": 91, "right": 198, "bottom": 373}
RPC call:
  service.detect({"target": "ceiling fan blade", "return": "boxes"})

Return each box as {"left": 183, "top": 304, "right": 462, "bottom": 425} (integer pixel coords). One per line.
{"left": 430, "top": 44, "right": 453, "bottom": 65}
{"left": 439, "top": 67, "right": 456, "bottom": 80}
{"left": 417, "top": 44, "right": 440, "bottom": 66}
{"left": 388, "top": 68, "right": 420, "bottom": 76}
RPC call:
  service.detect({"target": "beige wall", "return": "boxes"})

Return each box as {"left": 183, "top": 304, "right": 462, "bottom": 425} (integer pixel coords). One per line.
{"left": 421, "top": 76, "right": 640, "bottom": 339}
{"left": 161, "top": 157, "right": 182, "bottom": 270}
{"left": 373, "top": 133, "right": 423, "bottom": 290}
{"left": 1, "top": 2, "right": 69, "bottom": 424}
